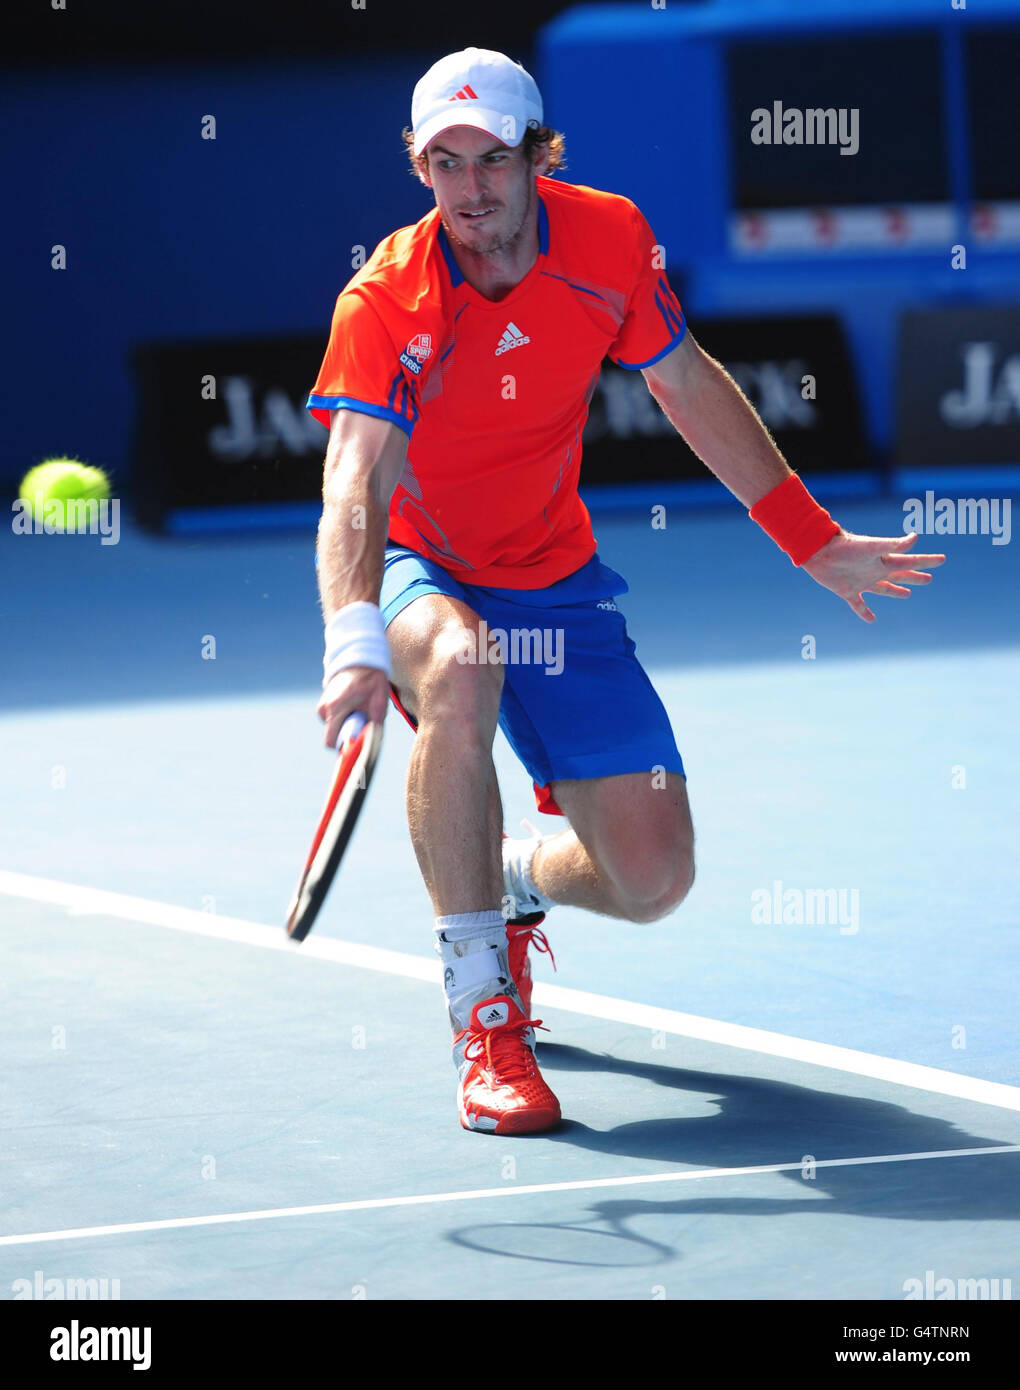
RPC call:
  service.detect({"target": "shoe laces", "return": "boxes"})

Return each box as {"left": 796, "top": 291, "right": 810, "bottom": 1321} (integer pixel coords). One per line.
{"left": 464, "top": 1017, "right": 549, "bottom": 1087}
{"left": 509, "top": 923, "right": 557, "bottom": 973}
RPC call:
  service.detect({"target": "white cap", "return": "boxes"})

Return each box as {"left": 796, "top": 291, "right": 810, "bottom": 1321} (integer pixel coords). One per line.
{"left": 411, "top": 47, "right": 543, "bottom": 157}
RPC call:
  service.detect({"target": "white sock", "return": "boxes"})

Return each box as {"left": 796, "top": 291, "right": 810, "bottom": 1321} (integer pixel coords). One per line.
{"left": 434, "top": 911, "right": 517, "bottom": 1030}
{"left": 520, "top": 842, "right": 554, "bottom": 913}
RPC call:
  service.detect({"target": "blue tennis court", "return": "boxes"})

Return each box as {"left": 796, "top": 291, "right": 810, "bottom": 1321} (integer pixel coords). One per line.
{"left": 2, "top": 501, "right": 1017, "bottom": 1301}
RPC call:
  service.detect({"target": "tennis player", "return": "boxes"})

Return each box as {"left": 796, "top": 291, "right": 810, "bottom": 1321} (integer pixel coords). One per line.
{"left": 307, "top": 47, "right": 944, "bottom": 1135}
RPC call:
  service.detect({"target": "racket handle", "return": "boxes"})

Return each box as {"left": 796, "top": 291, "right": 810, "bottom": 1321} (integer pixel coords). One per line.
{"left": 338, "top": 712, "right": 367, "bottom": 748}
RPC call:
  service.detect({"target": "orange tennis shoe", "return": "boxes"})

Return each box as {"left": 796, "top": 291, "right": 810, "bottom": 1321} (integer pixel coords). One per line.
{"left": 454, "top": 995, "right": 561, "bottom": 1134}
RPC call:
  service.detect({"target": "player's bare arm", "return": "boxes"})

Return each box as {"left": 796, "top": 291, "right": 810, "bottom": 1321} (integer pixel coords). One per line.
{"left": 316, "top": 409, "right": 408, "bottom": 745}
{"left": 643, "top": 332, "right": 946, "bottom": 622}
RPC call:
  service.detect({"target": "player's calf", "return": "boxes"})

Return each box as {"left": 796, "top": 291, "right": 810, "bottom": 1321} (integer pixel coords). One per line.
{"left": 543, "top": 771, "right": 695, "bottom": 922}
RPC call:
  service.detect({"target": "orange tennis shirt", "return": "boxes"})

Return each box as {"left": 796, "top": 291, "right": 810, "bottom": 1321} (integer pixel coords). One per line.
{"left": 307, "top": 176, "right": 686, "bottom": 589}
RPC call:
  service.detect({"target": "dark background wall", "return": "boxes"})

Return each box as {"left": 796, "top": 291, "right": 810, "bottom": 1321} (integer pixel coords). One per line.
{"left": 3, "top": 0, "right": 637, "bottom": 489}
{"left": 4, "top": 0, "right": 1018, "bottom": 504}
{"left": 2, "top": 55, "right": 434, "bottom": 485}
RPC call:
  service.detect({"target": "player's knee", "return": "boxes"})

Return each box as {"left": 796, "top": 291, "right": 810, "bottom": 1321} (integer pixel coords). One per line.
{"left": 648, "top": 855, "right": 695, "bottom": 921}
{"left": 613, "top": 851, "right": 695, "bottom": 923}
{"left": 418, "top": 621, "right": 503, "bottom": 732}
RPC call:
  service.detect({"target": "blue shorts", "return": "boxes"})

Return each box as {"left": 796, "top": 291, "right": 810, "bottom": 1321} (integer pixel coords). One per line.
{"left": 380, "top": 546, "right": 685, "bottom": 815}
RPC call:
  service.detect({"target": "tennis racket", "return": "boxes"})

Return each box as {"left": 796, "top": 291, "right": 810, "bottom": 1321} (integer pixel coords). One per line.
{"left": 285, "top": 712, "right": 384, "bottom": 942}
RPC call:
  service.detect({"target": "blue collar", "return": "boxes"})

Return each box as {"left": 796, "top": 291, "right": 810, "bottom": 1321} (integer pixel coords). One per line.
{"left": 437, "top": 193, "right": 549, "bottom": 289}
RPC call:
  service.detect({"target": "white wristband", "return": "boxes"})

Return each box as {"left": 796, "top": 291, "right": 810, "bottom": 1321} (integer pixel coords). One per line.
{"left": 323, "top": 601, "right": 391, "bottom": 686}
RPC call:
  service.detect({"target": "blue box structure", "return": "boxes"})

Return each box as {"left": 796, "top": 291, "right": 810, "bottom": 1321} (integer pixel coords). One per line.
{"left": 539, "top": 0, "right": 1020, "bottom": 481}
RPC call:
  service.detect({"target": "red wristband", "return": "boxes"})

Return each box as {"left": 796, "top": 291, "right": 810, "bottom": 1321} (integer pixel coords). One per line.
{"left": 749, "top": 474, "right": 840, "bottom": 566}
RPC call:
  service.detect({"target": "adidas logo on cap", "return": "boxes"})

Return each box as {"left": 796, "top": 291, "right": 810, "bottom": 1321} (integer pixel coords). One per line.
{"left": 495, "top": 321, "right": 530, "bottom": 356}
{"left": 447, "top": 85, "right": 479, "bottom": 101}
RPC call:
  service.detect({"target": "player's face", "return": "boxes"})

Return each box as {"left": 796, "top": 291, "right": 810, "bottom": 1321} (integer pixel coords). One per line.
{"left": 424, "top": 125, "right": 541, "bottom": 257}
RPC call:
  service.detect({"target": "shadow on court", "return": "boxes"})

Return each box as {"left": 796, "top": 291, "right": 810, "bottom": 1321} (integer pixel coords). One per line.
{"left": 444, "top": 1044, "right": 1020, "bottom": 1269}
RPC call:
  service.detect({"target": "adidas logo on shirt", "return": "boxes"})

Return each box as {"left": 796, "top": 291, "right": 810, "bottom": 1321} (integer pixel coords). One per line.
{"left": 495, "top": 321, "right": 530, "bottom": 356}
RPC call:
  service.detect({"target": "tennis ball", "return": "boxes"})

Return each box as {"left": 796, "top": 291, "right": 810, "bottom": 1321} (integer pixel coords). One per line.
{"left": 18, "top": 459, "right": 111, "bottom": 531}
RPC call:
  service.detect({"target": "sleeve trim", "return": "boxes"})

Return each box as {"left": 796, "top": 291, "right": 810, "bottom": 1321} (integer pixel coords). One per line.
{"left": 613, "top": 318, "right": 687, "bottom": 371}
{"left": 305, "top": 394, "right": 415, "bottom": 438}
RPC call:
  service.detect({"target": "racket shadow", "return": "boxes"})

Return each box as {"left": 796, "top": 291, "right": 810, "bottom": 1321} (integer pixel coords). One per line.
{"left": 440, "top": 1044, "right": 1020, "bottom": 1274}
{"left": 535, "top": 1043, "right": 1020, "bottom": 1224}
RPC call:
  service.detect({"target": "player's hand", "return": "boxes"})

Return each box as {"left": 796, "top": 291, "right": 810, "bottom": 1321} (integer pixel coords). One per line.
{"left": 801, "top": 531, "right": 946, "bottom": 623}
{"left": 317, "top": 666, "right": 391, "bottom": 749}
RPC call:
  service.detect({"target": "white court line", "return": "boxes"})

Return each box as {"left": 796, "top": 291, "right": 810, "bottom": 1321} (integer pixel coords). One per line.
{"left": 2, "top": 869, "right": 1020, "bottom": 1116}
{"left": 1, "top": 1144, "right": 1018, "bottom": 1248}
